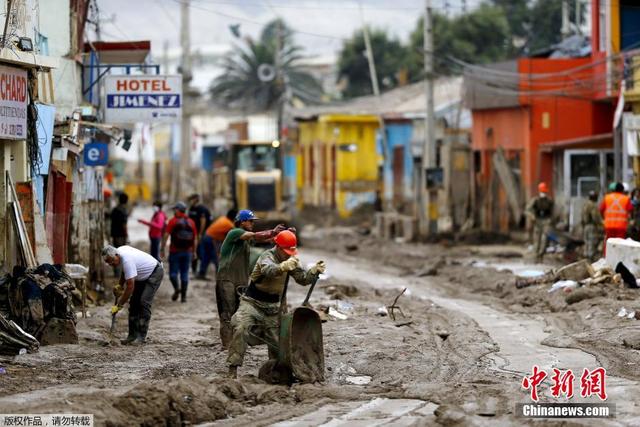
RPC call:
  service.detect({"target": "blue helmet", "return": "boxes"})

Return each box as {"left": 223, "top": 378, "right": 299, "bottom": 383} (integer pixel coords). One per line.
{"left": 235, "top": 209, "right": 258, "bottom": 222}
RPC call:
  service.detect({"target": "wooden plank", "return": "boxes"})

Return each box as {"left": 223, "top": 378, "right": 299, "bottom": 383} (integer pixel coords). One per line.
{"left": 15, "top": 182, "right": 35, "bottom": 252}
{"left": 47, "top": 70, "right": 55, "bottom": 104}
{"left": 492, "top": 147, "right": 523, "bottom": 223}
{"left": 6, "top": 173, "right": 36, "bottom": 268}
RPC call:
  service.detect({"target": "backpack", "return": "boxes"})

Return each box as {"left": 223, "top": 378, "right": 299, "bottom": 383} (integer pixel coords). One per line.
{"left": 171, "top": 218, "right": 194, "bottom": 250}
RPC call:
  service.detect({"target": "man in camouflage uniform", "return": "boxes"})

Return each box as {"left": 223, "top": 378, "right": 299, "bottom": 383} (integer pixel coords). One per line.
{"left": 582, "top": 191, "right": 603, "bottom": 261}
{"left": 227, "top": 230, "right": 325, "bottom": 378}
{"left": 526, "top": 182, "right": 555, "bottom": 263}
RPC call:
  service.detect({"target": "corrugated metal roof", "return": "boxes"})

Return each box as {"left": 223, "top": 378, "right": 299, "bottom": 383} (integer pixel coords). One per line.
{"left": 292, "top": 77, "right": 467, "bottom": 122}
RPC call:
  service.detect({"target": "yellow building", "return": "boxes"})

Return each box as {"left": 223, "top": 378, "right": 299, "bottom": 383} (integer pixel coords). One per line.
{"left": 296, "top": 114, "right": 381, "bottom": 217}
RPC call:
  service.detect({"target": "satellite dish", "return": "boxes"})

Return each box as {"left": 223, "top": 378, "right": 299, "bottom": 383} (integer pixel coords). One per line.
{"left": 257, "top": 64, "right": 276, "bottom": 82}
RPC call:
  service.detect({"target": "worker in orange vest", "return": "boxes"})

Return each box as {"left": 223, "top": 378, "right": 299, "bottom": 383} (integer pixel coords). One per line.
{"left": 600, "top": 182, "right": 632, "bottom": 254}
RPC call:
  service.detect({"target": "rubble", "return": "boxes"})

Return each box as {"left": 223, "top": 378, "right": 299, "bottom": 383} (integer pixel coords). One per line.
{"left": 323, "top": 283, "right": 359, "bottom": 299}
{"left": 0, "top": 263, "right": 78, "bottom": 347}
{"left": 0, "top": 313, "right": 39, "bottom": 355}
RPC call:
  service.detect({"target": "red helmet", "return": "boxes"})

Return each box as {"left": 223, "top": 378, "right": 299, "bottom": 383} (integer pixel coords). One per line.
{"left": 274, "top": 230, "right": 297, "bottom": 256}
{"left": 538, "top": 182, "right": 549, "bottom": 193}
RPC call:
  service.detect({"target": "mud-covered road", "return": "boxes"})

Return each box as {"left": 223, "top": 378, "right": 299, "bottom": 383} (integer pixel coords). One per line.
{"left": 1, "top": 213, "right": 640, "bottom": 425}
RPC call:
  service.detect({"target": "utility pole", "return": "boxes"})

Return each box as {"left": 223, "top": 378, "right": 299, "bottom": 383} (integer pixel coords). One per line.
{"left": 362, "top": 23, "right": 380, "bottom": 96}
{"left": 178, "top": 0, "right": 192, "bottom": 199}
{"left": 420, "top": 0, "right": 437, "bottom": 235}
{"left": 163, "top": 40, "right": 169, "bottom": 74}
{"left": 561, "top": 0, "right": 570, "bottom": 38}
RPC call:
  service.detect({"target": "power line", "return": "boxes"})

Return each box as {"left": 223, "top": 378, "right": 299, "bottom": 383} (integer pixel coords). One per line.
{"left": 171, "top": 0, "right": 351, "bottom": 42}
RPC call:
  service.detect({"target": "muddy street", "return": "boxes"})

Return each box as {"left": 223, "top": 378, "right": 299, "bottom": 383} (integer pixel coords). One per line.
{"left": 1, "top": 214, "right": 639, "bottom": 425}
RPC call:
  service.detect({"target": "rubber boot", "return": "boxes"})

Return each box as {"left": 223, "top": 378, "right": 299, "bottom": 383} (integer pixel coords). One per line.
{"left": 131, "top": 316, "right": 150, "bottom": 346}
{"left": 227, "top": 366, "right": 238, "bottom": 379}
{"left": 170, "top": 277, "right": 180, "bottom": 301}
{"left": 121, "top": 315, "right": 138, "bottom": 345}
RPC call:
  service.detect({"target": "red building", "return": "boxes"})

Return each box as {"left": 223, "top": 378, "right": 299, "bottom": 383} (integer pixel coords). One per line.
{"left": 467, "top": 0, "right": 638, "bottom": 231}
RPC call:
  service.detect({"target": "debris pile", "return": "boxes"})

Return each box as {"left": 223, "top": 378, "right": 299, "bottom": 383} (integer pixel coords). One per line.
{"left": 0, "top": 313, "right": 39, "bottom": 355}
{"left": 512, "top": 255, "right": 640, "bottom": 307}
{"left": 0, "top": 263, "right": 78, "bottom": 352}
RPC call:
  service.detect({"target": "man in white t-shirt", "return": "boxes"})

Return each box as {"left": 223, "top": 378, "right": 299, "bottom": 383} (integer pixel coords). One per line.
{"left": 102, "top": 245, "right": 164, "bottom": 345}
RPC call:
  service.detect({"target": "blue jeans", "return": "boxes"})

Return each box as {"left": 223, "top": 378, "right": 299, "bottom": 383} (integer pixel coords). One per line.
{"left": 149, "top": 237, "right": 161, "bottom": 261}
{"left": 169, "top": 251, "right": 192, "bottom": 296}
{"left": 198, "top": 235, "right": 218, "bottom": 276}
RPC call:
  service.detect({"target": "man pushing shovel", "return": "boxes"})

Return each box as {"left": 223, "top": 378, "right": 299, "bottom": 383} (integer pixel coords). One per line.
{"left": 226, "top": 230, "right": 326, "bottom": 378}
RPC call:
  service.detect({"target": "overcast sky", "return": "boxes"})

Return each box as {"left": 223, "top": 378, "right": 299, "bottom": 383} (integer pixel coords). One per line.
{"left": 97, "top": 0, "right": 483, "bottom": 60}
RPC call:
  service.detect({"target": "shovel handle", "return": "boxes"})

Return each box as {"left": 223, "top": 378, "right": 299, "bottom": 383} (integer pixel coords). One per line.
{"left": 302, "top": 274, "right": 320, "bottom": 307}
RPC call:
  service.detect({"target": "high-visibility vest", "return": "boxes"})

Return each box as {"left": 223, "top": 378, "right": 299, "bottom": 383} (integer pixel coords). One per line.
{"left": 603, "top": 193, "right": 630, "bottom": 230}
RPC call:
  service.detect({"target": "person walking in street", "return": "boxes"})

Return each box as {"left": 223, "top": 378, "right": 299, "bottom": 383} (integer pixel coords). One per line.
{"left": 227, "top": 230, "right": 325, "bottom": 378}
{"left": 162, "top": 202, "right": 198, "bottom": 303}
{"left": 102, "top": 244, "right": 164, "bottom": 345}
{"left": 216, "top": 210, "right": 286, "bottom": 348}
{"left": 600, "top": 182, "right": 632, "bottom": 254}
{"left": 198, "top": 208, "right": 238, "bottom": 279}
{"left": 110, "top": 192, "right": 129, "bottom": 247}
{"left": 582, "top": 191, "right": 603, "bottom": 261}
{"left": 526, "top": 182, "right": 554, "bottom": 263}
{"left": 138, "top": 201, "right": 166, "bottom": 261}
{"left": 188, "top": 194, "right": 212, "bottom": 276}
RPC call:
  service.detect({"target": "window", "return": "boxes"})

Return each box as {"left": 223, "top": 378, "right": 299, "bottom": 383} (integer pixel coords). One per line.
{"left": 236, "top": 145, "right": 277, "bottom": 172}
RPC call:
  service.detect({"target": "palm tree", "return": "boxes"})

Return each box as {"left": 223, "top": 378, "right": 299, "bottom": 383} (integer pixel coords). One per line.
{"left": 210, "top": 19, "right": 323, "bottom": 113}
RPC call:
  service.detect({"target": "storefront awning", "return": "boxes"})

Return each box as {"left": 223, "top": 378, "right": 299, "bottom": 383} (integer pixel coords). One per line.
{"left": 539, "top": 133, "right": 613, "bottom": 152}
{"left": 84, "top": 41, "right": 151, "bottom": 64}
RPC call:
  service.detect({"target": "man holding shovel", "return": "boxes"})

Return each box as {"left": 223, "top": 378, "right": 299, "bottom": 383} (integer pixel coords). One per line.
{"left": 103, "top": 245, "right": 164, "bottom": 345}
{"left": 216, "top": 210, "right": 286, "bottom": 348}
{"left": 226, "top": 230, "right": 325, "bottom": 378}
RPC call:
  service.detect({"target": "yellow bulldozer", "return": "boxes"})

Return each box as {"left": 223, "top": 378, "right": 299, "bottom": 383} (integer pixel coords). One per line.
{"left": 228, "top": 140, "right": 291, "bottom": 225}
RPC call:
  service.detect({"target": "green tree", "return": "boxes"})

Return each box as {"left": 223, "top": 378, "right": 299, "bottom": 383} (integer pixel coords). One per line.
{"left": 409, "top": 4, "right": 511, "bottom": 76}
{"left": 526, "top": 0, "right": 564, "bottom": 54}
{"left": 490, "top": 0, "right": 530, "bottom": 40}
{"left": 337, "top": 29, "right": 411, "bottom": 98}
{"left": 210, "top": 18, "right": 322, "bottom": 112}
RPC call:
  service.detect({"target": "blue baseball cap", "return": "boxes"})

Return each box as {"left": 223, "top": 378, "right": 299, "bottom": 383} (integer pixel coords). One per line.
{"left": 235, "top": 209, "right": 258, "bottom": 222}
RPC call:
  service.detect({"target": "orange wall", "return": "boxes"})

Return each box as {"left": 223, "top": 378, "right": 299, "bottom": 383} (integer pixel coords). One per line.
{"left": 471, "top": 107, "right": 530, "bottom": 187}
{"left": 518, "top": 58, "right": 615, "bottom": 195}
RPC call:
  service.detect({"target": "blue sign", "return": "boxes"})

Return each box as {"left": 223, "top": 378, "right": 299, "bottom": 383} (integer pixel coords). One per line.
{"left": 84, "top": 142, "right": 109, "bottom": 166}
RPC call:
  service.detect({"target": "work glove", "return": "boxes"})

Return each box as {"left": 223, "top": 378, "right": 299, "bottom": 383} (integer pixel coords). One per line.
{"left": 110, "top": 305, "right": 122, "bottom": 315}
{"left": 280, "top": 256, "right": 300, "bottom": 272}
{"left": 309, "top": 261, "right": 326, "bottom": 275}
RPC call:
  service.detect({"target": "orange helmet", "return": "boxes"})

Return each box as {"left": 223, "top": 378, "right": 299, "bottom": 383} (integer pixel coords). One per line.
{"left": 274, "top": 230, "right": 297, "bottom": 256}
{"left": 538, "top": 182, "right": 549, "bottom": 193}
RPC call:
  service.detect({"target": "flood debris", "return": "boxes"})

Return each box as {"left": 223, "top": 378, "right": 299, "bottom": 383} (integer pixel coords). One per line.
{"left": 327, "top": 307, "right": 348, "bottom": 320}
{"left": 415, "top": 257, "right": 445, "bottom": 277}
{"left": 323, "top": 283, "right": 359, "bottom": 300}
{"left": 387, "top": 288, "right": 407, "bottom": 321}
{"left": 0, "top": 263, "right": 78, "bottom": 347}
{"left": 548, "top": 280, "right": 578, "bottom": 293}
{"left": 345, "top": 375, "right": 371, "bottom": 385}
{"left": 0, "top": 313, "right": 39, "bottom": 355}
{"left": 615, "top": 262, "right": 639, "bottom": 289}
